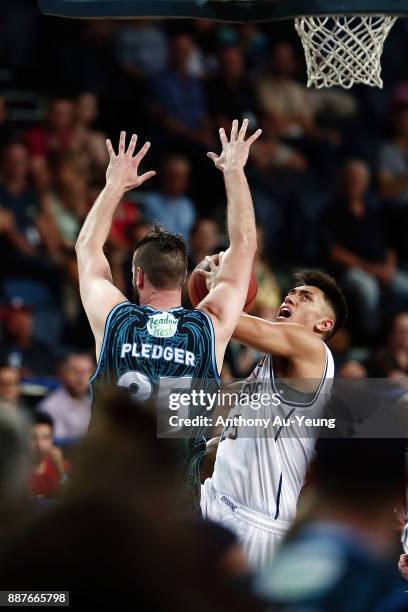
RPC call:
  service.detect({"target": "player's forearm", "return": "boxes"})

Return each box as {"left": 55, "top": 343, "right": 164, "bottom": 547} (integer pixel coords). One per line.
{"left": 233, "top": 313, "right": 291, "bottom": 356}
{"left": 223, "top": 168, "right": 257, "bottom": 252}
{"left": 233, "top": 313, "right": 265, "bottom": 350}
{"left": 75, "top": 182, "right": 123, "bottom": 254}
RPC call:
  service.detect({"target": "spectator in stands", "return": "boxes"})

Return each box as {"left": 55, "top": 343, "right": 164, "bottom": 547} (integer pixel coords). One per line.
{"left": 252, "top": 227, "right": 281, "bottom": 321}
{"left": 0, "top": 141, "right": 61, "bottom": 262}
{"left": 250, "top": 113, "right": 308, "bottom": 175}
{"left": 337, "top": 360, "right": 368, "bottom": 378}
{"left": 0, "top": 142, "right": 41, "bottom": 244}
{"left": 256, "top": 42, "right": 315, "bottom": 139}
{"left": 246, "top": 113, "right": 307, "bottom": 257}
{"left": 378, "top": 105, "right": 408, "bottom": 206}
{"left": 368, "top": 312, "right": 408, "bottom": 377}
{"left": 28, "top": 412, "right": 69, "bottom": 498}
{"left": 237, "top": 23, "right": 269, "bottom": 74}
{"left": 187, "top": 218, "right": 219, "bottom": 272}
{"left": 0, "top": 206, "right": 30, "bottom": 267}
{"left": 115, "top": 19, "right": 168, "bottom": 78}
{"left": 45, "top": 154, "right": 87, "bottom": 250}
{"left": 0, "top": 302, "right": 57, "bottom": 377}
{"left": 0, "top": 142, "right": 63, "bottom": 339}
{"left": 378, "top": 104, "right": 408, "bottom": 265}
{"left": 137, "top": 155, "right": 196, "bottom": 240}
{"left": 149, "top": 33, "right": 214, "bottom": 151}
{"left": 0, "top": 365, "right": 21, "bottom": 411}
{"left": 255, "top": 439, "right": 408, "bottom": 610}
{"left": 25, "top": 98, "right": 75, "bottom": 189}
{"left": 207, "top": 45, "right": 258, "bottom": 131}
{"left": 326, "top": 159, "right": 408, "bottom": 339}
{"left": 38, "top": 353, "right": 93, "bottom": 443}
{"left": 71, "top": 92, "right": 109, "bottom": 186}
{"left": 255, "top": 42, "right": 353, "bottom": 184}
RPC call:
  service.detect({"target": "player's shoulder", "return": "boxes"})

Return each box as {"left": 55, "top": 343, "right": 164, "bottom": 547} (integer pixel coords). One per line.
{"left": 104, "top": 301, "right": 150, "bottom": 329}
{"left": 183, "top": 307, "right": 212, "bottom": 323}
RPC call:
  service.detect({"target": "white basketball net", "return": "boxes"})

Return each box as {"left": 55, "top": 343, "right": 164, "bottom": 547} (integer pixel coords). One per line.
{"left": 294, "top": 15, "right": 397, "bottom": 89}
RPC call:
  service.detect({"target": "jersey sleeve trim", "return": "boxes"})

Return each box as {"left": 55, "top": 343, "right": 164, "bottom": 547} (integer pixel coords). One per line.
{"left": 269, "top": 345, "right": 329, "bottom": 408}
{"left": 89, "top": 300, "right": 132, "bottom": 384}
{"left": 197, "top": 309, "right": 221, "bottom": 384}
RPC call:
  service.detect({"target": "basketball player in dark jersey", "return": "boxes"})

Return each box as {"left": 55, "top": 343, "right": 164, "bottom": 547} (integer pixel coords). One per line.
{"left": 75, "top": 120, "right": 261, "bottom": 509}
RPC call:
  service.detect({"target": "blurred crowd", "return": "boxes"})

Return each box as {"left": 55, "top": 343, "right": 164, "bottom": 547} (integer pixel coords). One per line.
{"left": 0, "top": 390, "right": 407, "bottom": 609}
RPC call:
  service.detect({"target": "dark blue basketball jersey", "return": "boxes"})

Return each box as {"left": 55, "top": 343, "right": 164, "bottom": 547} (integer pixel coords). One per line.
{"left": 90, "top": 301, "right": 220, "bottom": 510}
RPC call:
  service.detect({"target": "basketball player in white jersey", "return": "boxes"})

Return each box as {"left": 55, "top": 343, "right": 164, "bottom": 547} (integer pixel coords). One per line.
{"left": 200, "top": 268, "right": 347, "bottom": 569}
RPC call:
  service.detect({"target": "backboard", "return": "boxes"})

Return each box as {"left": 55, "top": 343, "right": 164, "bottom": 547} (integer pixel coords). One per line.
{"left": 36, "top": 0, "right": 408, "bottom": 22}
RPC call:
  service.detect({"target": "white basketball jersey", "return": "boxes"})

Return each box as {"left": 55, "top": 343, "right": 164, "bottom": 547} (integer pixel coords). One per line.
{"left": 211, "top": 344, "right": 335, "bottom": 522}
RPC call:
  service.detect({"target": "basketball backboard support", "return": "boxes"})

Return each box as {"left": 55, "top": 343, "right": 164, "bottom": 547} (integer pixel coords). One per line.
{"left": 36, "top": 0, "right": 408, "bottom": 22}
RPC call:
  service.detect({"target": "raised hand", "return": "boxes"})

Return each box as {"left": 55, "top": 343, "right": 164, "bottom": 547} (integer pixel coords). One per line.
{"left": 198, "top": 252, "right": 224, "bottom": 292}
{"left": 207, "top": 119, "right": 262, "bottom": 173}
{"left": 105, "top": 131, "right": 156, "bottom": 193}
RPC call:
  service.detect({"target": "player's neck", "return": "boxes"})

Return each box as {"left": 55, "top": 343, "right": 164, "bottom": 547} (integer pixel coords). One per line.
{"left": 139, "top": 289, "right": 182, "bottom": 311}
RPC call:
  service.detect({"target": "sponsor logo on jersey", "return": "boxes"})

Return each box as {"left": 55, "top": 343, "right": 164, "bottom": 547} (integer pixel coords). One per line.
{"left": 220, "top": 495, "right": 238, "bottom": 512}
{"left": 147, "top": 312, "right": 178, "bottom": 338}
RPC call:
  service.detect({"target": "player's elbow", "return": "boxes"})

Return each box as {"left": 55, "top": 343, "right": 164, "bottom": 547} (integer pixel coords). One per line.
{"left": 232, "top": 231, "right": 257, "bottom": 255}
{"left": 74, "top": 236, "right": 83, "bottom": 253}
{"left": 75, "top": 234, "right": 91, "bottom": 256}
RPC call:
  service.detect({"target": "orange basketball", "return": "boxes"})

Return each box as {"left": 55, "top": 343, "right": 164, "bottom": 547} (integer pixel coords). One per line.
{"left": 188, "top": 257, "right": 257, "bottom": 313}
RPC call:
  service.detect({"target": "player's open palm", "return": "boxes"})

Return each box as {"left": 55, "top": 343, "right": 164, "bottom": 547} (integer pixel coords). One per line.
{"left": 208, "top": 119, "right": 262, "bottom": 172}
{"left": 105, "top": 131, "right": 156, "bottom": 193}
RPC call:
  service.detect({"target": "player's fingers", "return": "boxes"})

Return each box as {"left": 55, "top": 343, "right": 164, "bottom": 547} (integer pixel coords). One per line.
{"left": 119, "top": 130, "right": 126, "bottom": 154}
{"left": 134, "top": 141, "right": 151, "bottom": 163}
{"left": 230, "top": 119, "right": 239, "bottom": 142}
{"left": 197, "top": 269, "right": 211, "bottom": 279}
{"left": 207, "top": 152, "right": 218, "bottom": 162}
{"left": 238, "top": 118, "right": 249, "bottom": 141}
{"left": 138, "top": 170, "right": 156, "bottom": 184}
{"left": 219, "top": 127, "right": 228, "bottom": 148}
{"left": 127, "top": 133, "right": 138, "bottom": 156}
{"left": 205, "top": 255, "right": 217, "bottom": 272}
{"left": 218, "top": 251, "right": 225, "bottom": 266}
{"left": 106, "top": 139, "right": 115, "bottom": 158}
{"left": 247, "top": 128, "right": 262, "bottom": 146}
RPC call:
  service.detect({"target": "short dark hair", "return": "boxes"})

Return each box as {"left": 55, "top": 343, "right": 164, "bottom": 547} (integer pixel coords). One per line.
{"left": 294, "top": 270, "right": 347, "bottom": 339}
{"left": 133, "top": 224, "right": 187, "bottom": 290}
{"left": 32, "top": 411, "right": 54, "bottom": 430}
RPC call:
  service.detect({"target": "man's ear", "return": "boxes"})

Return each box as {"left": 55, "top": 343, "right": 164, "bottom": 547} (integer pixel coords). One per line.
{"left": 315, "top": 318, "right": 334, "bottom": 336}
{"left": 136, "top": 266, "right": 144, "bottom": 289}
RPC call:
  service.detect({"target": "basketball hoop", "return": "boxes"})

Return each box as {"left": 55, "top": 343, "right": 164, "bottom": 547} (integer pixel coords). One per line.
{"left": 38, "top": 0, "right": 408, "bottom": 90}
{"left": 295, "top": 14, "right": 397, "bottom": 89}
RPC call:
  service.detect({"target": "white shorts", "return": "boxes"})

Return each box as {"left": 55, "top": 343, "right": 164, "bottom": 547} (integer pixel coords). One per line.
{"left": 201, "top": 479, "right": 291, "bottom": 570}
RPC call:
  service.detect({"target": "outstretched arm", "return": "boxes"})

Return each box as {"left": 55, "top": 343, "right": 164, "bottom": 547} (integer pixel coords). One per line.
{"left": 201, "top": 264, "right": 324, "bottom": 368}
{"left": 75, "top": 131, "right": 156, "bottom": 358}
{"left": 233, "top": 314, "right": 324, "bottom": 364}
{"left": 197, "top": 119, "right": 261, "bottom": 372}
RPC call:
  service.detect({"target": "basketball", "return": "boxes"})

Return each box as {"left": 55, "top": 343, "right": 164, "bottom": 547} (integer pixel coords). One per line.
{"left": 188, "top": 256, "right": 258, "bottom": 313}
